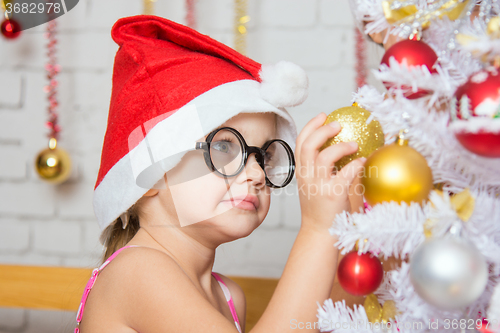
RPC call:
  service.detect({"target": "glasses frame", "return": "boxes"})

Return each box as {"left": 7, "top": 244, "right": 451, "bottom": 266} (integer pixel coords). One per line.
{"left": 195, "top": 126, "right": 295, "bottom": 188}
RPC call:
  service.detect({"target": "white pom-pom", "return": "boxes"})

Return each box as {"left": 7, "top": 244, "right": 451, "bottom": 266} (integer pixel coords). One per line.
{"left": 259, "top": 61, "right": 308, "bottom": 108}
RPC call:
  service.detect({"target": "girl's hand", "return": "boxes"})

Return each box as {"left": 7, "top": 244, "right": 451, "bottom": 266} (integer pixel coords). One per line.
{"left": 294, "top": 112, "right": 366, "bottom": 234}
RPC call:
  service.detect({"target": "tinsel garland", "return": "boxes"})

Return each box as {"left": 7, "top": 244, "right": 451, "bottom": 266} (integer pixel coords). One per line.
{"left": 143, "top": 0, "right": 155, "bottom": 15}
{"left": 234, "top": 0, "right": 249, "bottom": 55}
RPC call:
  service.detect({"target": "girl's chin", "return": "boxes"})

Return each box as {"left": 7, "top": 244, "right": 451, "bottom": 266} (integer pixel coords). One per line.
{"left": 225, "top": 220, "right": 262, "bottom": 239}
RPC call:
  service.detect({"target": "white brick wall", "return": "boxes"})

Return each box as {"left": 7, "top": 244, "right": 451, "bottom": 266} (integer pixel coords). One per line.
{"left": 0, "top": 308, "right": 26, "bottom": 331}
{"left": 0, "top": 0, "right": 385, "bottom": 331}
{"left": 0, "top": 219, "right": 29, "bottom": 252}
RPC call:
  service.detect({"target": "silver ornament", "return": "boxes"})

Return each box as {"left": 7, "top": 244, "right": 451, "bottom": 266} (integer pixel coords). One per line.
{"left": 410, "top": 237, "right": 488, "bottom": 310}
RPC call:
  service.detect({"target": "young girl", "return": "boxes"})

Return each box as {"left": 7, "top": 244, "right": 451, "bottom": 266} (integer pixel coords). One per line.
{"left": 75, "top": 14, "right": 365, "bottom": 333}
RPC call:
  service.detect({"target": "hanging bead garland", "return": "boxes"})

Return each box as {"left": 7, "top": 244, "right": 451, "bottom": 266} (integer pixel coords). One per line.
{"left": 234, "top": 0, "right": 250, "bottom": 55}
{"left": 44, "top": 20, "right": 61, "bottom": 142}
{"left": 35, "top": 16, "right": 72, "bottom": 184}
{"left": 355, "top": 27, "right": 367, "bottom": 89}
{"left": 186, "top": 0, "right": 196, "bottom": 29}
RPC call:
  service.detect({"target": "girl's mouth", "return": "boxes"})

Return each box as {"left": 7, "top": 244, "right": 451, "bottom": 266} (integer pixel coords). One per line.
{"left": 222, "top": 195, "right": 259, "bottom": 210}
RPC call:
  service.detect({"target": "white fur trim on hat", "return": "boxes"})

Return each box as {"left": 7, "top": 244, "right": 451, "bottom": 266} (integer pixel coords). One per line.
{"left": 259, "top": 61, "right": 309, "bottom": 108}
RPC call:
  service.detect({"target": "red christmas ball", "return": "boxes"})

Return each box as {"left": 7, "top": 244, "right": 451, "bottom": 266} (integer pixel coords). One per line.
{"left": 476, "top": 318, "right": 494, "bottom": 333}
{"left": 453, "top": 70, "right": 500, "bottom": 119}
{"left": 337, "top": 251, "right": 384, "bottom": 296}
{"left": 454, "top": 132, "right": 500, "bottom": 158}
{"left": 380, "top": 40, "right": 438, "bottom": 99}
{"left": 1, "top": 18, "right": 21, "bottom": 39}
{"left": 451, "top": 69, "right": 500, "bottom": 158}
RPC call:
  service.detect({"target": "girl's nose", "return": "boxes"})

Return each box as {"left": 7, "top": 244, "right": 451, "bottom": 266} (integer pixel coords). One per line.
{"left": 242, "top": 153, "right": 266, "bottom": 188}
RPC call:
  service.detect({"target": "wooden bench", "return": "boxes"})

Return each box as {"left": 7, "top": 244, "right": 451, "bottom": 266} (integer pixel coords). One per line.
{"left": 0, "top": 264, "right": 279, "bottom": 332}
{"left": 0, "top": 256, "right": 401, "bottom": 331}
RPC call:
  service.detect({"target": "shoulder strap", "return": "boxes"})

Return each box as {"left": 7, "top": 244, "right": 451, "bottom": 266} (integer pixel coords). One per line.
{"left": 75, "top": 245, "right": 142, "bottom": 331}
{"left": 98, "top": 245, "right": 141, "bottom": 270}
{"left": 211, "top": 272, "right": 242, "bottom": 333}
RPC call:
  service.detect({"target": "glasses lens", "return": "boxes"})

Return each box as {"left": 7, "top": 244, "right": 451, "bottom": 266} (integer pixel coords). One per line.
{"left": 209, "top": 129, "right": 243, "bottom": 176}
{"left": 264, "top": 141, "right": 292, "bottom": 187}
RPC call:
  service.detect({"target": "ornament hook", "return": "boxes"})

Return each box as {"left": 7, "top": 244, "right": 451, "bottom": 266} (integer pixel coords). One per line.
{"left": 409, "top": 28, "right": 422, "bottom": 41}
{"left": 396, "top": 129, "right": 409, "bottom": 146}
{"left": 48, "top": 138, "right": 57, "bottom": 150}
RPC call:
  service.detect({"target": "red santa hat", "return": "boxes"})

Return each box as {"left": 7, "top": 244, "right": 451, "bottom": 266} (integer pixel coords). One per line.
{"left": 93, "top": 15, "right": 308, "bottom": 232}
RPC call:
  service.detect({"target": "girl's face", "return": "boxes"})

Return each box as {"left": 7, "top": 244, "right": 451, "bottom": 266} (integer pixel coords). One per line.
{"left": 145, "top": 112, "right": 278, "bottom": 244}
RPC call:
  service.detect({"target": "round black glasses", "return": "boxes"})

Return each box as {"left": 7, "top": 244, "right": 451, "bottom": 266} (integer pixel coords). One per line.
{"left": 195, "top": 127, "right": 295, "bottom": 188}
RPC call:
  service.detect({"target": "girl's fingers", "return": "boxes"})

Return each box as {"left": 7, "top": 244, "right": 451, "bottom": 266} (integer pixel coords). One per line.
{"left": 334, "top": 157, "right": 366, "bottom": 194}
{"left": 295, "top": 113, "right": 327, "bottom": 163}
{"left": 315, "top": 141, "right": 359, "bottom": 177}
{"left": 299, "top": 121, "right": 342, "bottom": 167}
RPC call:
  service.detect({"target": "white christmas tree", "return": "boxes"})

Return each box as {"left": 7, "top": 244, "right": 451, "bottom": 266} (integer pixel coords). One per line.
{"left": 316, "top": 1, "right": 500, "bottom": 332}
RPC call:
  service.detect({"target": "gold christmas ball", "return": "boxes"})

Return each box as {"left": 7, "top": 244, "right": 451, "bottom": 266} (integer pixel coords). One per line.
{"left": 35, "top": 147, "right": 72, "bottom": 184}
{"left": 320, "top": 105, "right": 385, "bottom": 170}
{"left": 361, "top": 140, "right": 433, "bottom": 206}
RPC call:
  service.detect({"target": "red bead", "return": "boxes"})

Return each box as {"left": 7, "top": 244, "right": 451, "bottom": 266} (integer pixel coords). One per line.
{"left": 1, "top": 18, "right": 21, "bottom": 39}
{"left": 337, "top": 251, "right": 384, "bottom": 296}
{"left": 380, "top": 40, "right": 438, "bottom": 99}
{"left": 455, "top": 131, "right": 500, "bottom": 158}
{"left": 476, "top": 318, "right": 494, "bottom": 333}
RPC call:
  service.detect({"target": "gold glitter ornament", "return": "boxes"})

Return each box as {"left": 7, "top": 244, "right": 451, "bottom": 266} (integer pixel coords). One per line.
{"left": 320, "top": 105, "right": 385, "bottom": 170}
{"left": 35, "top": 138, "right": 72, "bottom": 184}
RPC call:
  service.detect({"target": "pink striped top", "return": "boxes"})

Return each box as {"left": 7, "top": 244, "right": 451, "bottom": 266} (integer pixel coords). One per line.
{"left": 74, "top": 245, "right": 242, "bottom": 333}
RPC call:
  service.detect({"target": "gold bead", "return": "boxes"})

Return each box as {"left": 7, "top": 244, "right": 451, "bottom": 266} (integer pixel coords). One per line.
{"left": 381, "top": 300, "right": 398, "bottom": 322}
{"left": 364, "top": 293, "right": 382, "bottom": 323}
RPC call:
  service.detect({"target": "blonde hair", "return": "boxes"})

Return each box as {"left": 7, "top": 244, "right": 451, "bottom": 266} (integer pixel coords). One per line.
{"left": 99, "top": 200, "right": 142, "bottom": 264}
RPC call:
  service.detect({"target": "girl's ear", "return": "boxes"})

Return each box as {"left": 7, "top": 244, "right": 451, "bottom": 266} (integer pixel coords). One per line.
{"left": 143, "top": 173, "right": 168, "bottom": 197}
{"left": 368, "top": 30, "right": 385, "bottom": 46}
{"left": 368, "top": 28, "right": 404, "bottom": 50}
{"left": 362, "top": 20, "right": 384, "bottom": 48}
{"left": 143, "top": 189, "right": 159, "bottom": 197}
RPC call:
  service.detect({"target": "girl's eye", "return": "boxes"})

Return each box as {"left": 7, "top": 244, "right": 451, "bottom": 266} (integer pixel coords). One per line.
{"left": 263, "top": 152, "right": 273, "bottom": 168}
{"left": 213, "top": 139, "right": 234, "bottom": 153}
